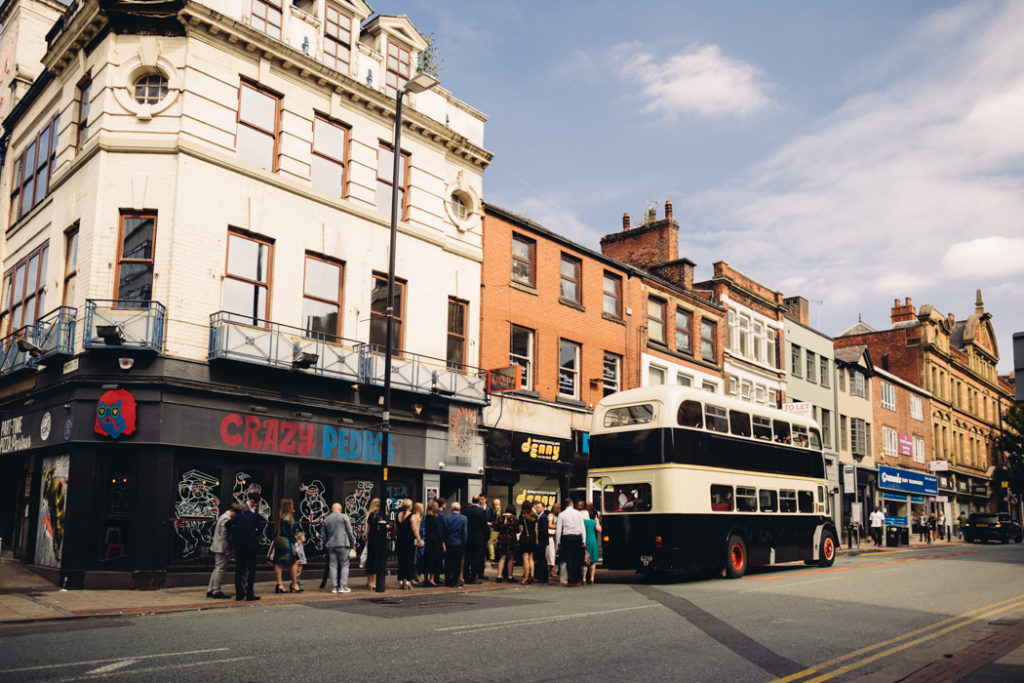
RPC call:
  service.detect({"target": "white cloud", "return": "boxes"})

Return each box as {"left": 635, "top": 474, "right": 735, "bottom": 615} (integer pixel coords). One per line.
{"left": 678, "top": 1, "right": 1024, "bottom": 367}
{"left": 617, "top": 43, "right": 774, "bottom": 120}
{"left": 942, "top": 237, "right": 1024, "bottom": 278}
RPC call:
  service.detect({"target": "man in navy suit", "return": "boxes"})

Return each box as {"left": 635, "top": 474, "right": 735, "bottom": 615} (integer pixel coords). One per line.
{"left": 443, "top": 502, "right": 468, "bottom": 587}
{"left": 463, "top": 495, "right": 489, "bottom": 584}
{"left": 231, "top": 492, "right": 263, "bottom": 601}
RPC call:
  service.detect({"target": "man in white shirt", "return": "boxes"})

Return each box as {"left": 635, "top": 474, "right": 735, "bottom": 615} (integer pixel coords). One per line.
{"left": 869, "top": 507, "right": 885, "bottom": 547}
{"left": 556, "top": 498, "right": 586, "bottom": 586}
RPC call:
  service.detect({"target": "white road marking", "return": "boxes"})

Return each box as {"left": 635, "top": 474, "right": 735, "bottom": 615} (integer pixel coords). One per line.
{"left": 0, "top": 647, "right": 229, "bottom": 674}
{"left": 48, "top": 656, "right": 252, "bottom": 683}
{"left": 436, "top": 604, "right": 658, "bottom": 634}
{"left": 86, "top": 659, "right": 137, "bottom": 674}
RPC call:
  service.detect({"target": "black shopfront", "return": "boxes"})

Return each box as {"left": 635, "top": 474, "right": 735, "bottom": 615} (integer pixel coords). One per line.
{"left": 484, "top": 429, "right": 575, "bottom": 510}
{"left": 0, "top": 357, "right": 483, "bottom": 589}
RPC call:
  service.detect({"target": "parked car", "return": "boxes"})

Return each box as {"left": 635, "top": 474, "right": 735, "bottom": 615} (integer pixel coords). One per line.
{"left": 962, "top": 513, "right": 1023, "bottom": 544}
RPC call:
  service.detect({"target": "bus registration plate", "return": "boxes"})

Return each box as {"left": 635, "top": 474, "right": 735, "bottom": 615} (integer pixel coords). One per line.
{"left": 640, "top": 555, "right": 653, "bottom": 566}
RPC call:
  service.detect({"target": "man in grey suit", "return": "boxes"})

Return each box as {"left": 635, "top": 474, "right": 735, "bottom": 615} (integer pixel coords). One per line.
{"left": 207, "top": 501, "right": 242, "bottom": 598}
{"left": 321, "top": 502, "right": 356, "bottom": 593}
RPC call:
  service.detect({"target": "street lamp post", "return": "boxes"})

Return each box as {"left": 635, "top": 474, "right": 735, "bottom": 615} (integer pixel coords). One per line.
{"left": 376, "top": 72, "right": 439, "bottom": 594}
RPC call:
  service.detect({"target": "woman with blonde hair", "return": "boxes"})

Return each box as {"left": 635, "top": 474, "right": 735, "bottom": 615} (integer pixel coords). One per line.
{"left": 364, "top": 498, "right": 382, "bottom": 591}
{"left": 271, "top": 498, "right": 301, "bottom": 593}
{"left": 395, "top": 499, "right": 419, "bottom": 589}
{"left": 517, "top": 500, "right": 538, "bottom": 584}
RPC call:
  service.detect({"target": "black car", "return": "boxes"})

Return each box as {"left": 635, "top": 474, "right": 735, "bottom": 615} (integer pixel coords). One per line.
{"left": 962, "top": 513, "right": 1023, "bottom": 544}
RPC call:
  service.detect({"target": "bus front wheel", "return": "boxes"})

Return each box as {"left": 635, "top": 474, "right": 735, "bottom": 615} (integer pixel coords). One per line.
{"left": 818, "top": 530, "right": 837, "bottom": 567}
{"left": 724, "top": 535, "right": 748, "bottom": 579}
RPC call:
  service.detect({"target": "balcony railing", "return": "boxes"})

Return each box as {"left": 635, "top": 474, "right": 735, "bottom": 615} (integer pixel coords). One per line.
{"left": 209, "top": 312, "right": 362, "bottom": 383}
{"left": 83, "top": 299, "right": 165, "bottom": 352}
{"left": 30, "top": 306, "right": 76, "bottom": 359}
{"left": 0, "top": 326, "right": 37, "bottom": 376}
{"left": 363, "top": 344, "right": 488, "bottom": 404}
{"left": 208, "top": 311, "right": 488, "bottom": 404}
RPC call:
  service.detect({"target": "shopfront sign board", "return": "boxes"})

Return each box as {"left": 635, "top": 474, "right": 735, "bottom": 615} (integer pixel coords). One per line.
{"left": 878, "top": 465, "right": 938, "bottom": 496}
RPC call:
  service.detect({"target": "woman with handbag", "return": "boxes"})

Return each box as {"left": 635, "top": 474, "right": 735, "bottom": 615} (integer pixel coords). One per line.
{"left": 494, "top": 504, "right": 519, "bottom": 582}
{"left": 517, "top": 500, "right": 538, "bottom": 584}
{"left": 271, "top": 498, "right": 301, "bottom": 593}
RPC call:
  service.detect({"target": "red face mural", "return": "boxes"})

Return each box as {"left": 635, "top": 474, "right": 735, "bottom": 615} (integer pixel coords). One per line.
{"left": 94, "top": 389, "right": 138, "bottom": 439}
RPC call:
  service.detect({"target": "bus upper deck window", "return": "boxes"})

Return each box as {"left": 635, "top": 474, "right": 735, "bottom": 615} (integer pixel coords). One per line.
{"left": 678, "top": 400, "right": 703, "bottom": 428}
{"left": 792, "top": 425, "right": 809, "bottom": 448}
{"left": 753, "top": 416, "right": 772, "bottom": 440}
{"left": 604, "top": 404, "right": 654, "bottom": 428}
{"left": 798, "top": 490, "right": 814, "bottom": 513}
{"left": 780, "top": 489, "right": 797, "bottom": 513}
{"left": 773, "top": 420, "right": 791, "bottom": 444}
{"left": 808, "top": 428, "right": 822, "bottom": 449}
{"left": 705, "top": 405, "right": 728, "bottom": 433}
{"left": 729, "top": 410, "right": 751, "bottom": 437}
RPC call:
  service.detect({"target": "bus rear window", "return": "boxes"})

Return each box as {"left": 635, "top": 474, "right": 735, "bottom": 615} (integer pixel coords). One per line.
{"left": 753, "top": 416, "right": 772, "bottom": 441}
{"left": 729, "top": 410, "right": 751, "bottom": 437}
{"left": 710, "top": 485, "right": 733, "bottom": 511}
{"left": 705, "top": 405, "right": 728, "bottom": 433}
{"left": 604, "top": 404, "right": 654, "bottom": 428}
{"left": 773, "top": 420, "right": 791, "bottom": 444}
{"left": 798, "top": 490, "right": 814, "bottom": 513}
{"left": 736, "top": 487, "right": 757, "bottom": 512}
{"left": 604, "top": 484, "right": 652, "bottom": 512}
{"left": 759, "top": 489, "right": 778, "bottom": 512}
{"left": 780, "top": 489, "right": 797, "bottom": 513}
{"left": 678, "top": 400, "right": 703, "bottom": 428}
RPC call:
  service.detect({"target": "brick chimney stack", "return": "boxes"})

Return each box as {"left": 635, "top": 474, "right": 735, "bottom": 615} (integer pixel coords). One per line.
{"left": 784, "top": 296, "right": 810, "bottom": 325}
{"left": 601, "top": 201, "right": 679, "bottom": 270}
{"left": 890, "top": 297, "right": 916, "bottom": 325}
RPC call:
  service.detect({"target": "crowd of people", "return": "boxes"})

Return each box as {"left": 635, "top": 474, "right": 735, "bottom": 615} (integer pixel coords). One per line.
{"left": 206, "top": 492, "right": 603, "bottom": 600}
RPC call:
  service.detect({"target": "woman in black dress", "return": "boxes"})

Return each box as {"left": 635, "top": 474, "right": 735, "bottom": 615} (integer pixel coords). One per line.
{"left": 364, "top": 498, "right": 382, "bottom": 591}
{"left": 395, "top": 499, "right": 417, "bottom": 589}
{"left": 422, "top": 500, "right": 445, "bottom": 587}
{"left": 494, "top": 504, "right": 518, "bottom": 582}
{"left": 518, "top": 500, "right": 538, "bottom": 584}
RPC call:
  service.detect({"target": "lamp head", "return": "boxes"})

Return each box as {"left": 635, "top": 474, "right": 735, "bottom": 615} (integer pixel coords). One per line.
{"left": 404, "top": 72, "right": 439, "bottom": 94}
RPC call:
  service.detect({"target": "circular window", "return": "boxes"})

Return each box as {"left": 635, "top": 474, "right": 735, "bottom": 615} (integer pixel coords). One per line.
{"left": 133, "top": 73, "right": 169, "bottom": 105}
{"left": 449, "top": 192, "right": 469, "bottom": 222}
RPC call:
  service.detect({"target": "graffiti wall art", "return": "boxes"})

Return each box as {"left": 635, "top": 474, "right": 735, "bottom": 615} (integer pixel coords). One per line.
{"left": 343, "top": 480, "right": 373, "bottom": 544}
{"left": 298, "top": 479, "right": 328, "bottom": 552}
{"left": 35, "top": 455, "right": 69, "bottom": 568}
{"left": 172, "top": 469, "right": 220, "bottom": 559}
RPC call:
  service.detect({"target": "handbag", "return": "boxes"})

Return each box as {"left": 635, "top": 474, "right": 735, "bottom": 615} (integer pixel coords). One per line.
{"left": 349, "top": 547, "right": 357, "bottom": 560}
{"left": 359, "top": 543, "right": 368, "bottom": 568}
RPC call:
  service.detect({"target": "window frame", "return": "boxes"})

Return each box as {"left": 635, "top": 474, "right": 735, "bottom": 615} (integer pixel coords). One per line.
{"left": 446, "top": 296, "right": 468, "bottom": 370}
{"left": 385, "top": 40, "right": 412, "bottom": 98}
{"left": 851, "top": 370, "right": 866, "bottom": 398}
{"left": 509, "top": 324, "right": 535, "bottom": 391}
{"left": 114, "top": 212, "right": 157, "bottom": 304}
{"left": 369, "top": 271, "right": 406, "bottom": 354}
{"left": 819, "top": 356, "right": 830, "bottom": 388}
{"left": 602, "top": 271, "right": 622, "bottom": 318}
{"left": 323, "top": 3, "right": 353, "bottom": 73}
{"left": 647, "top": 296, "right": 666, "bottom": 344}
{"left": 310, "top": 114, "right": 350, "bottom": 197}
{"left": 910, "top": 394, "right": 923, "bottom": 421}
{"left": 790, "top": 343, "right": 802, "bottom": 377}
{"left": 223, "top": 228, "right": 274, "bottom": 324}
{"left": 602, "top": 351, "right": 621, "bottom": 396}
{"left": 557, "top": 338, "right": 581, "bottom": 399}
{"left": 675, "top": 309, "right": 692, "bottom": 353}
{"left": 13, "top": 115, "right": 60, "bottom": 220}
{"left": 0, "top": 241, "right": 49, "bottom": 335}
{"left": 76, "top": 77, "right": 92, "bottom": 153}
{"left": 236, "top": 80, "right": 281, "bottom": 172}
{"left": 250, "top": 0, "right": 282, "bottom": 39}
{"left": 376, "top": 142, "right": 410, "bottom": 220}
{"left": 301, "top": 252, "right": 344, "bottom": 339}
{"left": 511, "top": 233, "right": 536, "bottom": 287}
{"left": 559, "top": 253, "right": 582, "bottom": 304}
{"left": 700, "top": 319, "right": 716, "bottom": 362}
{"left": 882, "top": 426, "right": 898, "bottom": 457}
{"left": 806, "top": 350, "right": 816, "bottom": 383}
{"left": 881, "top": 381, "right": 896, "bottom": 411}
{"left": 62, "top": 227, "right": 78, "bottom": 307}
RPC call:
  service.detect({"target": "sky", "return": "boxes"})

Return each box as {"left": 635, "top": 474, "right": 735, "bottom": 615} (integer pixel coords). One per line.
{"left": 377, "top": 1, "right": 1024, "bottom": 374}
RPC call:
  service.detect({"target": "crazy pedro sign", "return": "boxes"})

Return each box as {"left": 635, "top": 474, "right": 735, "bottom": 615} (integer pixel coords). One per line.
{"left": 94, "top": 389, "right": 138, "bottom": 439}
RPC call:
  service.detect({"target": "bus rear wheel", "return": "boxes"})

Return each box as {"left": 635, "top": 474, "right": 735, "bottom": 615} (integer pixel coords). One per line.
{"left": 818, "top": 530, "right": 837, "bottom": 567}
{"left": 724, "top": 535, "right": 748, "bottom": 579}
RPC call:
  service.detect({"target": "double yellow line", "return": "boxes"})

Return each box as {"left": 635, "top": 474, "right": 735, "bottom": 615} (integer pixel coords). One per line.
{"left": 772, "top": 594, "right": 1024, "bottom": 682}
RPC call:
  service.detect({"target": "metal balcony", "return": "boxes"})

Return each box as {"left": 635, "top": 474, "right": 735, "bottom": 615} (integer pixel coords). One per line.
{"left": 0, "top": 326, "right": 39, "bottom": 376}
{"left": 83, "top": 299, "right": 165, "bottom": 352}
{"left": 208, "top": 311, "right": 362, "bottom": 383}
{"left": 29, "top": 306, "right": 77, "bottom": 359}
{"left": 363, "top": 344, "right": 488, "bottom": 405}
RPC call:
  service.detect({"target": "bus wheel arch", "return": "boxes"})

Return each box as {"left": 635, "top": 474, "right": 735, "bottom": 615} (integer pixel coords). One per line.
{"left": 818, "top": 528, "right": 837, "bottom": 567}
{"left": 724, "top": 534, "right": 748, "bottom": 579}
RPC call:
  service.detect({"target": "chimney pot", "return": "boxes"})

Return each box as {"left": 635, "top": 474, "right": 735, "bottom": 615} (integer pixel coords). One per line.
{"left": 622, "top": 213, "right": 630, "bottom": 231}
{"left": 665, "top": 200, "right": 673, "bottom": 220}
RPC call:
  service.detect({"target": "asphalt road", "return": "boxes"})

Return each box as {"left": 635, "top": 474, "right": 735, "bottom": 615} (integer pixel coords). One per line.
{"left": 1, "top": 542, "right": 1022, "bottom": 682}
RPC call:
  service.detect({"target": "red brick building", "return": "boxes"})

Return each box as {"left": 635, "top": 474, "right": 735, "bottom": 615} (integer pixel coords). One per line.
{"left": 835, "top": 292, "right": 1012, "bottom": 515}
{"left": 479, "top": 204, "right": 642, "bottom": 505}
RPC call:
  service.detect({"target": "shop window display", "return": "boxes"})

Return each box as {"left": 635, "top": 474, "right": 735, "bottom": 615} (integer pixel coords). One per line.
{"left": 100, "top": 463, "right": 133, "bottom": 562}
{"left": 172, "top": 466, "right": 221, "bottom": 561}
{"left": 297, "top": 475, "right": 330, "bottom": 557}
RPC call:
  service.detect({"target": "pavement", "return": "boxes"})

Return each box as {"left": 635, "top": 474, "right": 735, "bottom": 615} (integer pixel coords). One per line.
{"left": 2, "top": 541, "right": 1022, "bottom": 682}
